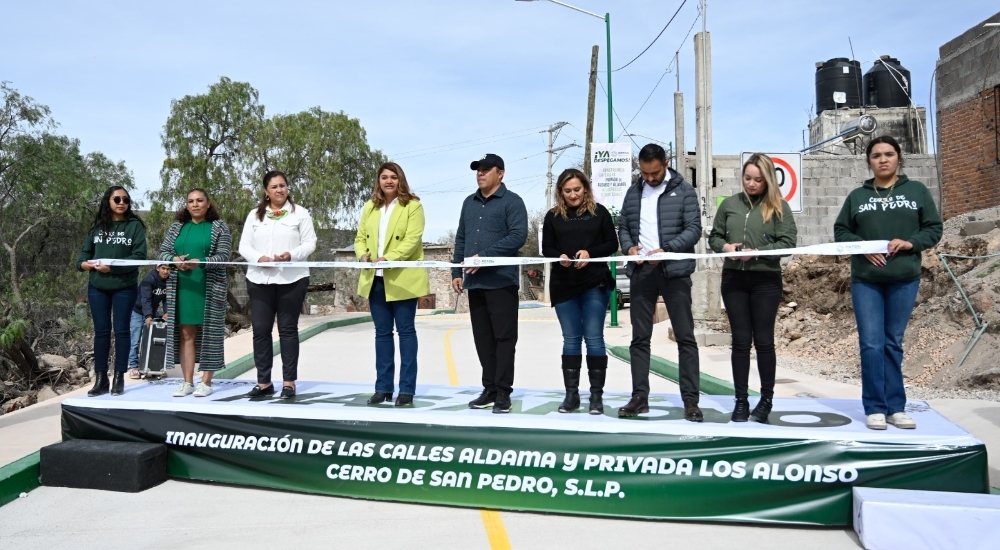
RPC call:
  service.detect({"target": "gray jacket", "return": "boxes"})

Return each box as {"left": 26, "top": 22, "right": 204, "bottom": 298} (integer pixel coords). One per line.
{"left": 617, "top": 168, "right": 701, "bottom": 278}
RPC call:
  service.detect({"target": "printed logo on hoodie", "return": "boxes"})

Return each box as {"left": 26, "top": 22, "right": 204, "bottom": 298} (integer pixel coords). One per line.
{"left": 856, "top": 194, "right": 919, "bottom": 214}
{"left": 93, "top": 230, "right": 134, "bottom": 246}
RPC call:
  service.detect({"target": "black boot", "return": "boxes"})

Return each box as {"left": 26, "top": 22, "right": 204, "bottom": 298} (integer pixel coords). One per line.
{"left": 88, "top": 372, "right": 109, "bottom": 397}
{"left": 731, "top": 397, "right": 750, "bottom": 422}
{"left": 558, "top": 355, "right": 582, "bottom": 413}
{"left": 111, "top": 371, "right": 125, "bottom": 396}
{"left": 749, "top": 397, "right": 773, "bottom": 424}
{"left": 586, "top": 355, "right": 608, "bottom": 415}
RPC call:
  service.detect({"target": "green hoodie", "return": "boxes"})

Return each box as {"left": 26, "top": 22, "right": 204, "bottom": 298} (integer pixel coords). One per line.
{"left": 76, "top": 218, "right": 148, "bottom": 291}
{"left": 708, "top": 193, "right": 797, "bottom": 272}
{"left": 833, "top": 175, "right": 942, "bottom": 283}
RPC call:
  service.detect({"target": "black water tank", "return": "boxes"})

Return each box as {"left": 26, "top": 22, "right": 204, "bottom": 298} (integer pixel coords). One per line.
{"left": 864, "top": 56, "right": 910, "bottom": 108}
{"left": 815, "top": 58, "right": 863, "bottom": 114}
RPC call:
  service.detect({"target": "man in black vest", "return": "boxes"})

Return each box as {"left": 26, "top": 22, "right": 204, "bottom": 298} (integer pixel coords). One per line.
{"left": 616, "top": 144, "right": 703, "bottom": 421}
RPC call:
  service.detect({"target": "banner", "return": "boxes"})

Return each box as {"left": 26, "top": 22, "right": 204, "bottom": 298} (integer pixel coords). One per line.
{"left": 590, "top": 142, "right": 633, "bottom": 212}
{"left": 61, "top": 381, "right": 988, "bottom": 526}
{"left": 90, "top": 240, "right": 890, "bottom": 270}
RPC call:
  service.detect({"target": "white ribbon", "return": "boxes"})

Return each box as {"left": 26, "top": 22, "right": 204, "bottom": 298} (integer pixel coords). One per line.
{"left": 92, "top": 240, "right": 888, "bottom": 269}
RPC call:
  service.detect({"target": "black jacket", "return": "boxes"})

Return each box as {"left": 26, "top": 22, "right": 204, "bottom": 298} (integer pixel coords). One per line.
{"left": 616, "top": 168, "right": 701, "bottom": 278}
{"left": 132, "top": 268, "right": 167, "bottom": 318}
{"left": 542, "top": 203, "right": 618, "bottom": 305}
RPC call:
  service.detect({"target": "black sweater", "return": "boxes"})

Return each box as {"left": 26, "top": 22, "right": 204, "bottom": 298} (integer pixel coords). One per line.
{"left": 542, "top": 203, "right": 619, "bottom": 305}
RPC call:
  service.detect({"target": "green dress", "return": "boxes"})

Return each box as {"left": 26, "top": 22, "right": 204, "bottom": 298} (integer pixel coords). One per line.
{"left": 175, "top": 221, "right": 214, "bottom": 326}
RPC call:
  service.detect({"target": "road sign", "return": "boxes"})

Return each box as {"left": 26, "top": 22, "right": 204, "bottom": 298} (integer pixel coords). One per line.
{"left": 591, "top": 143, "right": 632, "bottom": 213}
{"left": 740, "top": 152, "right": 802, "bottom": 213}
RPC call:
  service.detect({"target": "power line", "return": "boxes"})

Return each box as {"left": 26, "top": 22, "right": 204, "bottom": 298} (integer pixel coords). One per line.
{"left": 392, "top": 129, "right": 548, "bottom": 161}
{"left": 387, "top": 125, "right": 548, "bottom": 157}
{"left": 617, "top": 69, "right": 670, "bottom": 141}
{"left": 420, "top": 150, "right": 551, "bottom": 191}
{"left": 597, "top": 77, "right": 639, "bottom": 149}
{"left": 614, "top": 9, "right": 701, "bottom": 140}
{"left": 613, "top": 0, "right": 687, "bottom": 72}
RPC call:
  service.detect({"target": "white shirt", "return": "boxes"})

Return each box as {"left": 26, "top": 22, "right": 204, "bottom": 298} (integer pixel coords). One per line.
{"left": 638, "top": 182, "right": 667, "bottom": 254}
{"left": 239, "top": 204, "right": 318, "bottom": 285}
{"left": 375, "top": 198, "right": 397, "bottom": 277}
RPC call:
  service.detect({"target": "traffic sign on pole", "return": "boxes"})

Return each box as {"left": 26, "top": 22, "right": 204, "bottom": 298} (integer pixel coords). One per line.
{"left": 740, "top": 152, "right": 802, "bottom": 213}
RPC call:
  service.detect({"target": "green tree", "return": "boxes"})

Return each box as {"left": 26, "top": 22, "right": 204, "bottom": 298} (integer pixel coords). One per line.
{"left": 259, "top": 107, "right": 386, "bottom": 229}
{"left": 149, "top": 77, "right": 265, "bottom": 247}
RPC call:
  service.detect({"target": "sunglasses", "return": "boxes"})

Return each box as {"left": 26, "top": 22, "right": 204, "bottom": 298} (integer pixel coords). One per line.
{"left": 112, "top": 196, "right": 131, "bottom": 205}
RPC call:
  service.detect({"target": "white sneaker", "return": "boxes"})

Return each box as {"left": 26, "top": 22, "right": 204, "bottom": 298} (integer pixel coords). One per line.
{"left": 887, "top": 412, "right": 916, "bottom": 429}
{"left": 193, "top": 383, "right": 213, "bottom": 397}
{"left": 866, "top": 413, "right": 887, "bottom": 430}
{"left": 173, "top": 382, "right": 194, "bottom": 397}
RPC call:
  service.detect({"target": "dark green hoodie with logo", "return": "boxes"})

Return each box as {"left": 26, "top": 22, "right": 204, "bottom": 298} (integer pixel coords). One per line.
{"left": 76, "top": 218, "right": 148, "bottom": 291}
{"left": 833, "top": 175, "right": 942, "bottom": 283}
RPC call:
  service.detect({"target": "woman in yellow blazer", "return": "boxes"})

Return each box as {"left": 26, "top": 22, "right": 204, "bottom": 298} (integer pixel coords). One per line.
{"left": 355, "top": 161, "right": 429, "bottom": 407}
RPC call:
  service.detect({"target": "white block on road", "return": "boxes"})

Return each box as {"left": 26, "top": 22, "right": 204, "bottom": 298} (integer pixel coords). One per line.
{"left": 853, "top": 487, "right": 1000, "bottom": 550}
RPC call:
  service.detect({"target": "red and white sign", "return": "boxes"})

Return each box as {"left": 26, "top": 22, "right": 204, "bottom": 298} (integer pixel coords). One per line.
{"left": 740, "top": 152, "right": 802, "bottom": 213}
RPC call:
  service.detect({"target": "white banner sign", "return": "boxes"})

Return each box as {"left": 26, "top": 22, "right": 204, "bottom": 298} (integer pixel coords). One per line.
{"left": 95, "top": 240, "right": 889, "bottom": 270}
{"left": 741, "top": 152, "right": 803, "bottom": 213}
{"left": 591, "top": 142, "right": 633, "bottom": 213}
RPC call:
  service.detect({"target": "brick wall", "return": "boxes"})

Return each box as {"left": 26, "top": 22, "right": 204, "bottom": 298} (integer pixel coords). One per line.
{"left": 935, "top": 12, "right": 1000, "bottom": 218}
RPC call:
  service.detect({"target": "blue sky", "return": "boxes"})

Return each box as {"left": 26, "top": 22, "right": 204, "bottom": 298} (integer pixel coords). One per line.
{"left": 2, "top": 0, "right": 997, "bottom": 239}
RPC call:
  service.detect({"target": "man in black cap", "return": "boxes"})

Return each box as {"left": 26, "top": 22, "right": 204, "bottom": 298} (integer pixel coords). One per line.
{"left": 452, "top": 153, "right": 528, "bottom": 413}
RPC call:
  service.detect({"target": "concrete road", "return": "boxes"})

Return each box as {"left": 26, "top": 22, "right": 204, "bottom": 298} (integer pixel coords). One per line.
{"left": 0, "top": 307, "right": 868, "bottom": 549}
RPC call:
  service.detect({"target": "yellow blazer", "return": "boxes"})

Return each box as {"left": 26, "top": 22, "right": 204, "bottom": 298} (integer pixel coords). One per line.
{"left": 354, "top": 199, "right": 430, "bottom": 301}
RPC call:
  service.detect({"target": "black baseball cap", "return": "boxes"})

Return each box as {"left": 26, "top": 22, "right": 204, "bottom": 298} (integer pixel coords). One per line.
{"left": 470, "top": 154, "right": 504, "bottom": 171}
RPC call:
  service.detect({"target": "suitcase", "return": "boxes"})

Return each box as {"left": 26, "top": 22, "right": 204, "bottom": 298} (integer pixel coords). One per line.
{"left": 139, "top": 318, "right": 169, "bottom": 379}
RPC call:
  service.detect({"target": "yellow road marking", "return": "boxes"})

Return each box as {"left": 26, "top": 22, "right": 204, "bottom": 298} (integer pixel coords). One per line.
{"left": 443, "top": 326, "right": 460, "bottom": 386}
{"left": 443, "top": 326, "right": 513, "bottom": 549}
{"left": 479, "top": 509, "right": 513, "bottom": 550}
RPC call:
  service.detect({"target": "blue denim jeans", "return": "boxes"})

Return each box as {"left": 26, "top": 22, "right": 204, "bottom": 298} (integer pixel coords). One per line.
{"left": 368, "top": 277, "right": 418, "bottom": 395}
{"left": 128, "top": 310, "right": 144, "bottom": 369}
{"left": 88, "top": 284, "right": 138, "bottom": 374}
{"left": 553, "top": 285, "right": 610, "bottom": 356}
{"left": 851, "top": 280, "right": 920, "bottom": 416}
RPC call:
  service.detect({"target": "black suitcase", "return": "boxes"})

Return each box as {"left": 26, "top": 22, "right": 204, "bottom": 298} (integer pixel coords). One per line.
{"left": 139, "top": 318, "right": 169, "bottom": 379}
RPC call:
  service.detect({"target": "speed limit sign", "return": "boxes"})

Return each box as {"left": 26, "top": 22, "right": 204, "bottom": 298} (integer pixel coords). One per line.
{"left": 740, "top": 152, "right": 802, "bottom": 213}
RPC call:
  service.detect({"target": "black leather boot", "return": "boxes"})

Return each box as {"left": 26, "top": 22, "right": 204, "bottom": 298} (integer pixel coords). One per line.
{"left": 749, "top": 397, "right": 773, "bottom": 424}
{"left": 618, "top": 395, "right": 649, "bottom": 417}
{"left": 558, "top": 355, "right": 582, "bottom": 413}
{"left": 88, "top": 371, "right": 109, "bottom": 397}
{"left": 111, "top": 371, "right": 125, "bottom": 396}
{"left": 731, "top": 397, "right": 750, "bottom": 422}
{"left": 586, "top": 355, "right": 608, "bottom": 415}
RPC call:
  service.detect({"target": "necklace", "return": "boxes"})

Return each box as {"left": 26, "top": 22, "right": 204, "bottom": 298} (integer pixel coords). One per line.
{"left": 873, "top": 177, "right": 897, "bottom": 199}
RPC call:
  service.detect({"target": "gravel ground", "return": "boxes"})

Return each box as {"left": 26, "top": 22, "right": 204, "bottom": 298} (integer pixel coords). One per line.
{"left": 942, "top": 205, "right": 1000, "bottom": 238}
{"left": 774, "top": 353, "right": 1000, "bottom": 402}
{"left": 701, "top": 344, "right": 1000, "bottom": 402}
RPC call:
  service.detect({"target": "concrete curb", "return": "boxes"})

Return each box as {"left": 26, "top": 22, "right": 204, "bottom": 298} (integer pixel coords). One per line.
{"left": 0, "top": 315, "right": 374, "bottom": 508}
{"left": 606, "top": 345, "right": 759, "bottom": 397}
{"left": 0, "top": 451, "right": 39, "bottom": 507}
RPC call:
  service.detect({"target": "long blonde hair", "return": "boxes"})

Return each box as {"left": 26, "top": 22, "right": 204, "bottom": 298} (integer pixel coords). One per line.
{"left": 372, "top": 162, "right": 419, "bottom": 208}
{"left": 741, "top": 153, "right": 784, "bottom": 223}
{"left": 551, "top": 168, "right": 597, "bottom": 219}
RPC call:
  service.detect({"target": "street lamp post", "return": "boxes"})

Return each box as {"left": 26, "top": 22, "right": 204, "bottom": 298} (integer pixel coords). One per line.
{"left": 517, "top": 0, "right": 620, "bottom": 326}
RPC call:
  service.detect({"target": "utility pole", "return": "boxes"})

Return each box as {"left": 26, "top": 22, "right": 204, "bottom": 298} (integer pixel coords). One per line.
{"left": 584, "top": 45, "right": 599, "bottom": 179}
{"left": 541, "top": 121, "right": 578, "bottom": 303}
{"left": 694, "top": 1, "right": 712, "bottom": 265}
{"left": 674, "top": 51, "right": 686, "bottom": 182}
